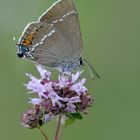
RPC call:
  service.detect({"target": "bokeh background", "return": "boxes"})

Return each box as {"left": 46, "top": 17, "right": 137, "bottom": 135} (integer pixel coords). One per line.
{"left": 0, "top": 0, "right": 139, "bottom": 140}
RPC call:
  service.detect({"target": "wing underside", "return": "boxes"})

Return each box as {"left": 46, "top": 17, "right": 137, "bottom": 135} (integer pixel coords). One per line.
{"left": 18, "top": 0, "right": 83, "bottom": 68}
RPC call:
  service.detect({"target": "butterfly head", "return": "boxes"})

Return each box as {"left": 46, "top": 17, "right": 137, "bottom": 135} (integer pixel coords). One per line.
{"left": 16, "top": 44, "right": 30, "bottom": 58}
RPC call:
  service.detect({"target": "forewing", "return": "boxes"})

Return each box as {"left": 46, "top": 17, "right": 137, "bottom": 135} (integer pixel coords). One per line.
{"left": 39, "top": 0, "right": 83, "bottom": 61}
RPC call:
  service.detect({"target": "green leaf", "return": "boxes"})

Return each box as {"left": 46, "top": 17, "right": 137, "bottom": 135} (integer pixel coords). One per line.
{"left": 65, "top": 117, "right": 75, "bottom": 125}
{"left": 65, "top": 112, "right": 83, "bottom": 126}
{"left": 70, "top": 112, "right": 83, "bottom": 120}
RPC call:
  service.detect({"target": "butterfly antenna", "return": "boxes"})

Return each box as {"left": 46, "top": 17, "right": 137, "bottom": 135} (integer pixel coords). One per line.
{"left": 83, "top": 59, "right": 100, "bottom": 80}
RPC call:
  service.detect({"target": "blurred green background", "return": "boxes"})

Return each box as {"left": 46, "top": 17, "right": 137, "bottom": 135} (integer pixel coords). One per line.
{"left": 0, "top": 0, "right": 140, "bottom": 140}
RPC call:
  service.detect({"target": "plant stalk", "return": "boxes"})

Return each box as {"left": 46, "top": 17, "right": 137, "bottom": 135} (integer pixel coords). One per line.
{"left": 54, "top": 115, "right": 62, "bottom": 140}
{"left": 38, "top": 127, "right": 49, "bottom": 140}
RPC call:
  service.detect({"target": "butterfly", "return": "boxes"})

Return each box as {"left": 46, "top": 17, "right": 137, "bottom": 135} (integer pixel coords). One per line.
{"left": 16, "top": 0, "right": 100, "bottom": 79}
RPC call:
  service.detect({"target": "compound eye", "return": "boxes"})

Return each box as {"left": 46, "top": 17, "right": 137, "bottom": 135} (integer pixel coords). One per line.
{"left": 17, "top": 53, "right": 24, "bottom": 58}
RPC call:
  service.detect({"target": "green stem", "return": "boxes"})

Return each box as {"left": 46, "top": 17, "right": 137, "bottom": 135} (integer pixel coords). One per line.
{"left": 59, "top": 124, "right": 66, "bottom": 140}
{"left": 38, "top": 127, "right": 49, "bottom": 140}
{"left": 54, "top": 115, "right": 62, "bottom": 140}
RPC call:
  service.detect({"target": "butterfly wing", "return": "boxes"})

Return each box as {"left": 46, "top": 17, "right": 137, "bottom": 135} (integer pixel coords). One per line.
{"left": 18, "top": 21, "right": 75, "bottom": 68}
{"left": 39, "top": 0, "right": 83, "bottom": 62}
{"left": 17, "top": 0, "right": 83, "bottom": 70}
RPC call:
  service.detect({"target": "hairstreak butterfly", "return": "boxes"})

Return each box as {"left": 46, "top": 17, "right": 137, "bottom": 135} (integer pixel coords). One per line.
{"left": 16, "top": 0, "right": 100, "bottom": 79}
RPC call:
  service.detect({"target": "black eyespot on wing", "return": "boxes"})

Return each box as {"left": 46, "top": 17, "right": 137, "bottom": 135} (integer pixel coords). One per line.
{"left": 79, "top": 57, "right": 84, "bottom": 66}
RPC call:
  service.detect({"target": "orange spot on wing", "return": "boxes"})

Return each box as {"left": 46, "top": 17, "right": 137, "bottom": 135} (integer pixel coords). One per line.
{"left": 27, "top": 34, "right": 34, "bottom": 40}
{"left": 22, "top": 34, "right": 34, "bottom": 46}
{"left": 23, "top": 40, "right": 31, "bottom": 46}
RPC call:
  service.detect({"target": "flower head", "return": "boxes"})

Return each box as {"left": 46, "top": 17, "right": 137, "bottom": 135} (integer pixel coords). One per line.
{"left": 21, "top": 65, "right": 93, "bottom": 128}
{"left": 20, "top": 105, "right": 43, "bottom": 128}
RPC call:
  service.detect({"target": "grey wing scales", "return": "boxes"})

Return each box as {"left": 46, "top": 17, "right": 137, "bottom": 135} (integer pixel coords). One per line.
{"left": 30, "top": 23, "right": 75, "bottom": 67}
{"left": 39, "top": 0, "right": 83, "bottom": 62}
{"left": 18, "top": 22, "right": 73, "bottom": 68}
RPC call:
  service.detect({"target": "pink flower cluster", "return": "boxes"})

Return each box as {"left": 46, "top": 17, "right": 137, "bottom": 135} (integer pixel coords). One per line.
{"left": 20, "top": 65, "right": 93, "bottom": 128}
